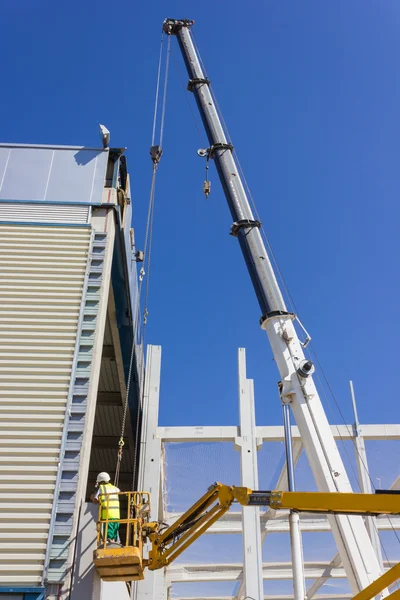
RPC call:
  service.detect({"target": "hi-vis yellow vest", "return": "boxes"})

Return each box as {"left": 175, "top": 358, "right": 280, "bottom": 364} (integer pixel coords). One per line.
{"left": 99, "top": 483, "right": 120, "bottom": 520}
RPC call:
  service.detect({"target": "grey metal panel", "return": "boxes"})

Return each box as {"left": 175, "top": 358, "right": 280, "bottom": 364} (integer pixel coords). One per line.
{"left": 0, "top": 147, "right": 108, "bottom": 204}
{"left": 0, "top": 148, "right": 11, "bottom": 189}
{"left": 0, "top": 148, "right": 53, "bottom": 201}
{"left": 0, "top": 203, "right": 89, "bottom": 224}
{"left": 45, "top": 150, "right": 107, "bottom": 203}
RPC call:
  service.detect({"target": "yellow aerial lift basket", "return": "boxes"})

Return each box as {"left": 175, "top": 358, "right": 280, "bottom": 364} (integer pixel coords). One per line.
{"left": 93, "top": 491, "right": 150, "bottom": 582}
{"left": 93, "top": 483, "right": 400, "bottom": 600}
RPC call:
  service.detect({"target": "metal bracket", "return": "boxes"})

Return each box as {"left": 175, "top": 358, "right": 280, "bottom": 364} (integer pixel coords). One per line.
{"left": 208, "top": 142, "right": 234, "bottom": 159}
{"left": 296, "top": 316, "right": 312, "bottom": 348}
{"left": 187, "top": 77, "right": 210, "bottom": 92}
{"left": 247, "top": 490, "right": 282, "bottom": 507}
{"left": 259, "top": 310, "right": 294, "bottom": 327}
{"left": 230, "top": 219, "right": 261, "bottom": 237}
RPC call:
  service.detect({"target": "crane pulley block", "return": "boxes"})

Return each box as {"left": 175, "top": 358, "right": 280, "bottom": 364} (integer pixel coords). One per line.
{"left": 150, "top": 145, "right": 163, "bottom": 164}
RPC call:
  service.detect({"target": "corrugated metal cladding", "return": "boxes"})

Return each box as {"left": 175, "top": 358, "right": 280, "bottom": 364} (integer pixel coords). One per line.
{"left": 0, "top": 145, "right": 108, "bottom": 204}
{"left": 0, "top": 203, "right": 89, "bottom": 224}
{"left": 0, "top": 223, "right": 91, "bottom": 585}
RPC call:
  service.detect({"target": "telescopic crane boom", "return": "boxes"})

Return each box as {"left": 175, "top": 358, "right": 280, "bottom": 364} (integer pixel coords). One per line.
{"left": 161, "top": 18, "right": 384, "bottom": 594}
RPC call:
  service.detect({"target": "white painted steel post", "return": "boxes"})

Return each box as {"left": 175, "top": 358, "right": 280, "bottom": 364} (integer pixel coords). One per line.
{"left": 349, "top": 381, "right": 384, "bottom": 570}
{"left": 136, "top": 346, "right": 166, "bottom": 600}
{"left": 289, "top": 512, "right": 306, "bottom": 600}
{"left": 235, "top": 348, "right": 264, "bottom": 600}
{"left": 283, "top": 404, "right": 306, "bottom": 600}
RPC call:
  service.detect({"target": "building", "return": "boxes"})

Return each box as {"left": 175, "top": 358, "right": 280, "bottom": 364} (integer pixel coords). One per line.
{"left": 0, "top": 141, "right": 142, "bottom": 600}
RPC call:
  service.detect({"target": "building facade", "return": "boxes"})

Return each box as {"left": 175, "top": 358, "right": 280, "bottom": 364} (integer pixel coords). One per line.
{"left": 0, "top": 143, "right": 142, "bottom": 600}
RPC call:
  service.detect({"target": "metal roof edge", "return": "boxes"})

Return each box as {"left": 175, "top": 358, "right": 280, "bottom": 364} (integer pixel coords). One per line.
{"left": 0, "top": 143, "right": 126, "bottom": 154}
{"left": 0, "top": 142, "right": 111, "bottom": 151}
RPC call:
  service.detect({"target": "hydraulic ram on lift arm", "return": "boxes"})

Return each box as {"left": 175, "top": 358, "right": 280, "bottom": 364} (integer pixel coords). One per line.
{"left": 163, "top": 18, "right": 385, "bottom": 595}
{"left": 147, "top": 483, "right": 400, "bottom": 571}
{"left": 93, "top": 484, "right": 400, "bottom": 600}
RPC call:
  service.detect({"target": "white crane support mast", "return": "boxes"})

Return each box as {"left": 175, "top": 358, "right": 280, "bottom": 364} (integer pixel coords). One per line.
{"left": 163, "top": 18, "right": 384, "bottom": 595}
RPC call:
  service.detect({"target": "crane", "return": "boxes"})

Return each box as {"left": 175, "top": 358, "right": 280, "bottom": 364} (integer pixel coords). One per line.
{"left": 93, "top": 486, "right": 400, "bottom": 600}
{"left": 93, "top": 18, "right": 399, "bottom": 600}
{"left": 160, "top": 18, "right": 385, "bottom": 595}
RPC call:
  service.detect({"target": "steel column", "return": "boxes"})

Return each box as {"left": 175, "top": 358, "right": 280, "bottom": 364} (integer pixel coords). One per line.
{"left": 136, "top": 346, "right": 166, "bottom": 600}
{"left": 235, "top": 349, "right": 264, "bottom": 600}
{"left": 283, "top": 404, "right": 306, "bottom": 600}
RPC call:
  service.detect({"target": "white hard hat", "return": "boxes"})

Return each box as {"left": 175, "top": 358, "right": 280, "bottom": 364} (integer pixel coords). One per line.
{"left": 96, "top": 472, "right": 111, "bottom": 485}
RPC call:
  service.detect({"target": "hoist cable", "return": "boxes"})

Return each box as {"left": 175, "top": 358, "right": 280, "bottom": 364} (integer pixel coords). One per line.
{"left": 114, "top": 30, "right": 169, "bottom": 488}
{"left": 131, "top": 165, "right": 157, "bottom": 489}
{"left": 114, "top": 165, "right": 157, "bottom": 487}
{"left": 152, "top": 33, "right": 164, "bottom": 147}
{"left": 159, "top": 35, "right": 171, "bottom": 147}
{"left": 114, "top": 165, "right": 158, "bottom": 487}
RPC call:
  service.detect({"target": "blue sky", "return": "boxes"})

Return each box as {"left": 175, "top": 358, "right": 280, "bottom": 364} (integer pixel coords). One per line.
{"left": 2, "top": 1, "right": 400, "bottom": 431}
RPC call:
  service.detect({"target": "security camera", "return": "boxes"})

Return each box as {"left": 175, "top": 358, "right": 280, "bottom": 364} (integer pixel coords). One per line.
{"left": 197, "top": 148, "right": 208, "bottom": 157}
{"left": 99, "top": 124, "right": 110, "bottom": 148}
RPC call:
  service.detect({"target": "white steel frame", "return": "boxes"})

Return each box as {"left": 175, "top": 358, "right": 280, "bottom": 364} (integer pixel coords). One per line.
{"left": 136, "top": 345, "right": 400, "bottom": 600}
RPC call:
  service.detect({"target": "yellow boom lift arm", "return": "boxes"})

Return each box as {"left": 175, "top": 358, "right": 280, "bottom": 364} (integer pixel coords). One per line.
{"left": 94, "top": 484, "right": 400, "bottom": 600}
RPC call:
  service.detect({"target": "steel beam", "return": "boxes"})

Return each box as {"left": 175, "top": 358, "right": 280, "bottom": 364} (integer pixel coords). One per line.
{"left": 158, "top": 426, "right": 239, "bottom": 443}
{"left": 158, "top": 424, "right": 400, "bottom": 443}
{"left": 163, "top": 512, "right": 400, "bottom": 535}
{"left": 166, "top": 561, "right": 353, "bottom": 583}
{"left": 235, "top": 348, "right": 263, "bottom": 600}
{"left": 306, "top": 553, "right": 342, "bottom": 600}
{"left": 166, "top": 561, "right": 394, "bottom": 583}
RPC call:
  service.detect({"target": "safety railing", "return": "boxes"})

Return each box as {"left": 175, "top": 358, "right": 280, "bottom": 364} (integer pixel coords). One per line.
{"left": 96, "top": 491, "right": 151, "bottom": 550}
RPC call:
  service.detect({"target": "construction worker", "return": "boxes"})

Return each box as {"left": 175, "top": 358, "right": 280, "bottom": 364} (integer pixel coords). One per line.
{"left": 91, "top": 472, "right": 120, "bottom": 543}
